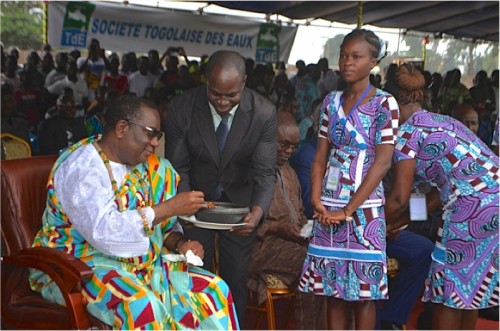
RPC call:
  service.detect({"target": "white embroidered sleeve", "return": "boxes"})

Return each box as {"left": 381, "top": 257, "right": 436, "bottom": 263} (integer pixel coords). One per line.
{"left": 54, "top": 145, "right": 154, "bottom": 258}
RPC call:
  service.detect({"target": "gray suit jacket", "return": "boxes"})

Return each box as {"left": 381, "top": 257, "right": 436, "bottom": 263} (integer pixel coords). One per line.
{"left": 165, "top": 85, "right": 277, "bottom": 214}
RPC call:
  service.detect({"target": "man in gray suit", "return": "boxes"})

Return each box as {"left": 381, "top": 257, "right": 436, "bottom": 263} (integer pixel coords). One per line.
{"left": 165, "top": 50, "right": 277, "bottom": 325}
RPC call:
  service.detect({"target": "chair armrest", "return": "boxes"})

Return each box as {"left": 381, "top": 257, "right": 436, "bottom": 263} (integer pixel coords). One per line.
{"left": 2, "top": 246, "right": 94, "bottom": 329}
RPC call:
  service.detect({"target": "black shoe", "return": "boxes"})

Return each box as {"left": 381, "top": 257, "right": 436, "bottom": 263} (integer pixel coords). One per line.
{"left": 478, "top": 306, "right": 499, "bottom": 321}
{"left": 380, "top": 320, "right": 404, "bottom": 330}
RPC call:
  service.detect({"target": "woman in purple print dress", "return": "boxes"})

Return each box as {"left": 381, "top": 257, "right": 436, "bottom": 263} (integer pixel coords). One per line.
{"left": 385, "top": 64, "right": 499, "bottom": 330}
{"left": 298, "top": 29, "right": 399, "bottom": 329}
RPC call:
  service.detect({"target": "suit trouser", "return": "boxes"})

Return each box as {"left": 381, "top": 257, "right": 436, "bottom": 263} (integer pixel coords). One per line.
{"left": 377, "top": 229, "right": 434, "bottom": 325}
{"left": 184, "top": 225, "right": 256, "bottom": 326}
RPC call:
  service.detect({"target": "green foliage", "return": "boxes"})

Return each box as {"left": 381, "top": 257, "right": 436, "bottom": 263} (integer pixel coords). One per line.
{"left": 1, "top": 1, "right": 44, "bottom": 50}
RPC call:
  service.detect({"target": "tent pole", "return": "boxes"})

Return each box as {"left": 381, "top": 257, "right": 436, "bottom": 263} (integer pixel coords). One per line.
{"left": 397, "top": 28, "right": 402, "bottom": 59}
{"left": 357, "top": 1, "right": 363, "bottom": 28}
{"left": 42, "top": 2, "right": 48, "bottom": 46}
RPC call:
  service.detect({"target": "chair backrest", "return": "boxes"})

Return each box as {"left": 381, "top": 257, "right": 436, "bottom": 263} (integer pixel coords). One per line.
{"left": 1, "top": 133, "right": 32, "bottom": 160}
{"left": 1, "top": 155, "right": 57, "bottom": 257}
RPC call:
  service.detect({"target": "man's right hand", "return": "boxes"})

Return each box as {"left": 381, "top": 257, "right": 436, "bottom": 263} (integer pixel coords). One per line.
{"left": 171, "top": 191, "right": 205, "bottom": 216}
{"left": 152, "top": 191, "right": 205, "bottom": 225}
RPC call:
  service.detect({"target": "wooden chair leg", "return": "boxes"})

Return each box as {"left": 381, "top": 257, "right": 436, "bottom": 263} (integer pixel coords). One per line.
{"left": 265, "top": 289, "right": 276, "bottom": 330}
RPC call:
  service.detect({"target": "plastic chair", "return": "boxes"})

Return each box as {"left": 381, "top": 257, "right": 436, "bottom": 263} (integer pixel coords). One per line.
{"left": 246, "top": 274, "right": 296, "bottom": 330}
{"left": 1, "top": 133, "right": 31, "bottom": 160}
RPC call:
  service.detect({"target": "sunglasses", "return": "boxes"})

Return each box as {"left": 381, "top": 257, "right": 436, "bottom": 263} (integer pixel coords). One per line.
{"left": 126, "top": 120, "right": 164, "bottom": 141}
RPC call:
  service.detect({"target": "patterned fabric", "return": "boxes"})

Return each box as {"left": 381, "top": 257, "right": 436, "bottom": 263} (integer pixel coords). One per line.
{"left": 299, "top": 88, "right": 399, "bottom": 301}
{"left": 393, "top": 109, "right": 499, "bottom": 310}
{"left": 30, "top": 135, "right": 239, "bottom": 329}
{"left": 294, "top": 75, "right": 321, "bottom": 123}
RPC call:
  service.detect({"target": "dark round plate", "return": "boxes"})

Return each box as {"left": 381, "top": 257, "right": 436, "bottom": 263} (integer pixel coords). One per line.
{"left": 195, "top": 202, "right": 250, "bottom": 224}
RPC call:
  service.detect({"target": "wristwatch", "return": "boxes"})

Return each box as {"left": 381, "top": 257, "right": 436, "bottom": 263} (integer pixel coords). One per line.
{"left": 343, "top": 207, "right": 354, "bottom": 222}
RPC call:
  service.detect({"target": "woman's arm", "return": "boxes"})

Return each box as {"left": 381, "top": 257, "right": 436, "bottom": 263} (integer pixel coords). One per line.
{"left": 310, "top": 137, "right": 330, "bottom": 220}
{"left": 385, "top": 159, "right": 416, "bottom": 232}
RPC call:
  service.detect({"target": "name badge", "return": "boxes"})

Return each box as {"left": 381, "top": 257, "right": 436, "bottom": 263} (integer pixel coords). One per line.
{"left": 409, "top": 193, "right": 427, "bottom": 221}
{"left": 325, "top": 166, "right": 341, "bottom": 191}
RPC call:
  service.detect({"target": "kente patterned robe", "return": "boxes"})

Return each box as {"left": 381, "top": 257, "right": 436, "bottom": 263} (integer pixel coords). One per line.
{"left": 29, "top": 135, "right": 239, "bottom": 330}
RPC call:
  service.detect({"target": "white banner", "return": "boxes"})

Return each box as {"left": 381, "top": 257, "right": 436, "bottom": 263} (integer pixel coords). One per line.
{"left": 48, "top": 1, "right": 298, "bottom": 63}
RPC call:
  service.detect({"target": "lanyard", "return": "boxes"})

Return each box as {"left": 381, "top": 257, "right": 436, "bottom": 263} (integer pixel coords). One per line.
{"left": 333, "top": 84, "right": 372, "bottom": 145}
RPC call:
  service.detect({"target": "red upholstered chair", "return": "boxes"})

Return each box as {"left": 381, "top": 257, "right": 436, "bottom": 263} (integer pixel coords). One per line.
{"left": 1, "top": 156, "right": 109, "bottom": 329}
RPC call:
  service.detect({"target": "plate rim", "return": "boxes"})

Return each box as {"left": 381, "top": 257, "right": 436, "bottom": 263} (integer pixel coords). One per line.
{"left": 178, "top": 215, "right": 246, "bottom": 230}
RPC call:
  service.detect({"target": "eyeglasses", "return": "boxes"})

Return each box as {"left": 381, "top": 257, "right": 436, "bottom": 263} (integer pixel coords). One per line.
{"left": 278, "top": 141, "right": 298, "bottom": 151}
{"left": 126, "top": 120, "right": 164, "bottom": 141}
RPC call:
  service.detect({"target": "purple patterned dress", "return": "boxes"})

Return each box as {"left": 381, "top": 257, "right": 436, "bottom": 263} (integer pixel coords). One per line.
{"left": 299, "top": 88, "right": 399, "bottom": 300}
{"left": 394, "top": 109, "right": 499, "bottom": 309}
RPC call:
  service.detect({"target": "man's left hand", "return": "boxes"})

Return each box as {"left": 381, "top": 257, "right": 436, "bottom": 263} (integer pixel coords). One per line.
{"left": 230, "top": 208, "right": 262, "bottom": 236}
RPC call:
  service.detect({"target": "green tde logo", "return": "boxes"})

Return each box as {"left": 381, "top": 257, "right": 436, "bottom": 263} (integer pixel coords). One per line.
{"left": 61, "top": 2, "right": 96, "bottom": 47}
{"left": 256, "top": 24, "right": 281, "bottom": 63}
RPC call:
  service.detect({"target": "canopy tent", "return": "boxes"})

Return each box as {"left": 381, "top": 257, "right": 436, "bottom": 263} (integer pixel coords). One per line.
{"left": 209, "top": 1, "right": 499, "bottom": 43}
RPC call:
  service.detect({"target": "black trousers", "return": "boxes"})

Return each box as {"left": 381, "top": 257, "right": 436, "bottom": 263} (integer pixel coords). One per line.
{"left": 184, "top": 225, "right": 256, "bottom": 327}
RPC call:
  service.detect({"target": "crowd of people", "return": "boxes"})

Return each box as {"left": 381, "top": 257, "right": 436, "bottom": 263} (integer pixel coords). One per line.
{"left": 1, "top": 29, "right": 498, "bottom": 330}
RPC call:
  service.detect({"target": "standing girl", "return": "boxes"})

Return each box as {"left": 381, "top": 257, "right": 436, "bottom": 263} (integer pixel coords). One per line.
{"left": 299, "top": 29, "right": 399, "bottom": 329}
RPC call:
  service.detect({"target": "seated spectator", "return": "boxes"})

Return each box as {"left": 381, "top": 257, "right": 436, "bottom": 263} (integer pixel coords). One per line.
{"left": 148, "top": 48, "right": 164, "bottom": 80}
{"left": 44, "top": 52, "right": 68, "bottom": 88}
{"left": 317, "top": 57, "right": 338, "bottom": 97}
{"left": 298, "top": 98, "right": 322, "bottom": 148}
{"left": 1, "top": 55, "right": 21, "bottom": 89}
{"left": 436, "top": 68, "right": 472, "bottom": 115}
{"left": 294, "top": 63, "right": 321, "bottom": 123}
{"left": 1, "top": 83, "right": 30, "bottom": 143}
{"left": 46, "top": 61, "right": 89, "bottom": 109}
{"left": 128, "top": 56, "right": 155, "bottom": 98}
{"left": 451, "top": 103, "right": 479, "bottom": 135}
{"left": 156, "top": 47, "right": 182, "bottom": 89}
{"left": 40, "top": 51, "right": 55, "bottom": 79}
{"left": 492, "top": 116, "right": 499, "bottom": 156}
{"left": 84, "top": 86, "right": 109, "bottom": 135}
{"left": 30, "top": 95, "right": 239, "bottom": 329}
{"left": 254, "top": 66, "right": 278, "bottom": 105}
{"left": 470, "top": 70, "right": 495, "bottom": 113}
{"left": 38, "top": 94, "right": 87, "bottom": 155}
{"left": 120, "top": 51, "right": 138, "bottom": 77}
{"left": 77, "top": 38, "right": 109, "bottom": 101}
{"left": 102, "top": 53, "right": 128, "bottom": 94}
{"left": 69, "top": 49, "right": 81, "bottom": 63}
{"left": 377, "top": 170, "right": 434, "bottom": 330}
{"left": 247, "top": 111, "right": 326, "bottom": 329}
{"left": 14, "top": 68, "right": 46, "bottom": 130}
{"left": 19, "top": 50, "right": 45, "bottom": 90}
{"left": 290, "top": 101, "right": 322, "bottom": 219}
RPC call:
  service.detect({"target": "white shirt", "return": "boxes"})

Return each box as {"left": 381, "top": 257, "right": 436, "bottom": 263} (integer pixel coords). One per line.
{"left": 54, "top": 144, "right": 157, "bottom": 257}
{"left": 209, "top": 102, "right": 238, "bottom": 131}
{"left": 46, "top": 76, "right": 89, "bottom": 106}
{"left": 128, "top": 71, "right": 156, "bottom": 98}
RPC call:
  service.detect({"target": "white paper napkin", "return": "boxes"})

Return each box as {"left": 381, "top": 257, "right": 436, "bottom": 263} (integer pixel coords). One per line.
{"left": 300, "top": 219, "right": 314, "bottom": 238}
{"left": 162, "top": 249, "right": 203, "bottom": 267}
{"left": 185, "top": 249, "right": 204, "bottom": 267}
